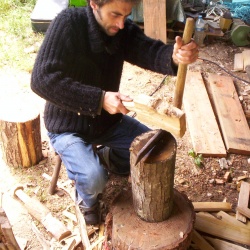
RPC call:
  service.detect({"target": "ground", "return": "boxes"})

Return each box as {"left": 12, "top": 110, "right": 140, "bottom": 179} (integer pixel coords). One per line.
{"left": 0, "top": 38, "right": 250, "bottom": 249}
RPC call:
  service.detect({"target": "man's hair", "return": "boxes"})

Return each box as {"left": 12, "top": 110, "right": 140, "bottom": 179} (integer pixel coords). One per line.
{"left": 88, "top": 0, "right": 141, "bottom": 7}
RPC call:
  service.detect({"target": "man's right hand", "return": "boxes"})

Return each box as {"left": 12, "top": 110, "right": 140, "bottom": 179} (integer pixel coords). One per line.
{"left": 102, "top": 91, "right": 133, "bottom": 115}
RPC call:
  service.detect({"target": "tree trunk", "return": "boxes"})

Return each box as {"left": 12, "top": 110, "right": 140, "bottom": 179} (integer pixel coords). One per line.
{"left": 0, "top": 105, "right": 42, "bottom": 167}
{"left": 130, "top": 130, "right": 177, "bottom": 222}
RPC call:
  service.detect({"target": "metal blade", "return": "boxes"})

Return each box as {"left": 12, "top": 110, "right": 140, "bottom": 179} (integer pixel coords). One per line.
{"left": 134, "top": 129, "right": 164, "bottom": 165}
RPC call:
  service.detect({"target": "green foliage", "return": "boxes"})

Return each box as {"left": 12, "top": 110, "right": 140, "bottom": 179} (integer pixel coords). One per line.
{"left": 0, "top": 0, "right": 44, "bottom": 71}
{"left": 188, "top": 149, "right": 204, "bottom": 167}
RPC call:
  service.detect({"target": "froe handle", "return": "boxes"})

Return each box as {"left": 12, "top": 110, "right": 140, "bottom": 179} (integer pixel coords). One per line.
{"left": 173, "top": 17, "right": 195, "bottom": 109}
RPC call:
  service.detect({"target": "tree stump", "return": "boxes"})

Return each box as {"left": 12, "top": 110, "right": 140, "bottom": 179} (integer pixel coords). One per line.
{"left": 111, "top": 130, "right": 195, "bottom": 250}
{"left": 0, "top": 97, "right": 42, "bottom": 167}
{"left": 112, "top": 189, "right": 195, "bottom": 250}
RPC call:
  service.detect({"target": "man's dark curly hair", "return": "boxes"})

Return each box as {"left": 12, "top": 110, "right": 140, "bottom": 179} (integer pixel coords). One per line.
{"left": 88, "top": 0, "right": 141, "bottom": 7}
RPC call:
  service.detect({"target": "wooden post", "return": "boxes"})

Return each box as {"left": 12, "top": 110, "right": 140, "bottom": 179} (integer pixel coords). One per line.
{"left": 130, "top": 130, "right": 176, "bottom": 222}
{"left": 143, "top": 0, "right": 167, "bottom": 43}
{"left": 0, "top": 98, "right": 42, "bottom": 167}
{"left": 111, "top": 130, "right": 195, "bottom": 249}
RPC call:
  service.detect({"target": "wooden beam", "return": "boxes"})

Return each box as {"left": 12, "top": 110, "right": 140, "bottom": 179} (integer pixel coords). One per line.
{"left": 183, "top": 71, "right": 226, "bottom": 157}
{"left": 143, "top": 0, "right": 167, "bottom": 43}
{"left": 208, "top": 74, "right": 250, "bottom": 155}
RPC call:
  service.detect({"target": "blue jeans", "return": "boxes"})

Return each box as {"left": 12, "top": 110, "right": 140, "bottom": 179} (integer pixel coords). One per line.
{"left": 48, "top": 115, "right": 150, "bottom": 208}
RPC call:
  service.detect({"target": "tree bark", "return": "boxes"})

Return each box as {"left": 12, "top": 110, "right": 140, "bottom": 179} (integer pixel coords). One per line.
{"left": 130, "top": 130, "right": 177, "bottom": 222}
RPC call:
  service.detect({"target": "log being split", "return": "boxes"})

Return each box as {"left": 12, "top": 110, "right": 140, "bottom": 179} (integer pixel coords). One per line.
{"left": 0, "top": 97, "right": 42, "bottom": 167}
{"left": 130, "top": 130, "right": 177, "bottom": 222}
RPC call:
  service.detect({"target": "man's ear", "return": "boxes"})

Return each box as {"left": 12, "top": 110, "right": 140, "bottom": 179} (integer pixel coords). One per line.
{"left": 89, "top": 0, "right": 98, "bottom": 10}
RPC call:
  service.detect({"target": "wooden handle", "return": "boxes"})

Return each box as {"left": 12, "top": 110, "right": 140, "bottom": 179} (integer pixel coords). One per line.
{"left": 15, "top": 188, "right": 71, "bottom": 241}
{"left": 173, "top": 18, "right": 195, "bottom": 109}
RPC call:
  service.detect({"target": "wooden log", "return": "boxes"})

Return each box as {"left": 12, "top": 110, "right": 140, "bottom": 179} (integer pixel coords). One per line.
{"left": 0, "top": 98, "right": 42, "bottom": 167}
{"left": 112, "top": 188, "right": 195, "bottom": 250}
{"left": 130, "top": 130, "right": 177, "bottom": 222}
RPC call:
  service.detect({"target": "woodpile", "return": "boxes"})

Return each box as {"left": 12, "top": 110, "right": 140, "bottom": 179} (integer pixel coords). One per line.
{"left": 191, "top": 181, "right": 250, "bottom": 250}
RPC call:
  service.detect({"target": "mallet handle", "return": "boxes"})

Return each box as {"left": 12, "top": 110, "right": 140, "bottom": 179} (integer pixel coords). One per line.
{"left": 173, "top": 18, "right": 195, "bottom": 109}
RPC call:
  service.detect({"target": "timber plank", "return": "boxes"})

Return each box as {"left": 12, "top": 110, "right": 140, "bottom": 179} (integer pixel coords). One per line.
{"left": 234, "top": 53, "right": 244, "bottom": 71}
{"left": 237, "top": 181, "right": 250, "bottom": 222}
{"left": 195, "top": 212, "right": 250, "bottom": 246}
{"left": 143, "top": 0, "right": 167, "bottom": 43}
{"left": 205, "top": 236, "right": 249, "bottom": 250}
{"left": 243, "top": 50, "right": 250, "bottom": 70}
{"left": 208, "top": 74, "right": 250, "bottom": 155}
{"left": 183, "top": 71, "right": 226, "bottom": 157}
{"left": 192, "top": 230, "right": 215, "bottom": 250}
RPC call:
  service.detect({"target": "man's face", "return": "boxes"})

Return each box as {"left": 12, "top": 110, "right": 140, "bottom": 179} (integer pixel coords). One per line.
{"left": 90, "top": 0, "right": 134, "bottom": 36}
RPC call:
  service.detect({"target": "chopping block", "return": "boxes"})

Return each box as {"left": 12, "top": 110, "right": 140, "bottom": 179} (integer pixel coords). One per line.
{"left": 111, "top": 130, "right": 195, "bottom": 250}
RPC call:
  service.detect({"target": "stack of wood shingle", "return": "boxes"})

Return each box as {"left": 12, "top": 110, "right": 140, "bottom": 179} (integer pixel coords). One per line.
{"left": 191, "top": 181, "right": 250, "bottom": 249}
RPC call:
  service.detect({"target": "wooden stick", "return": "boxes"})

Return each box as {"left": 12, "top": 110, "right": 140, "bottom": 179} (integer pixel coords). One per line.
{"left": 173, "top": 17, "right": 195, "bottom": 109}
{"left": 31, "top": 222, "right": 50, "bottom": 250}
{"left": 13, "top": 186, "right": 71, "bottom": 241}
{"left": 193, "top": 202, "right": 232, "bottom": 212}
{"left": 74, "top": 205, "right": 91, "bottom": 249}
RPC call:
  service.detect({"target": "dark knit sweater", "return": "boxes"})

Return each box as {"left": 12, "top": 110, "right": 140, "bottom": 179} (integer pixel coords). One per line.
{"left": 31, "top": 6, "right": 177, "bottom": 140}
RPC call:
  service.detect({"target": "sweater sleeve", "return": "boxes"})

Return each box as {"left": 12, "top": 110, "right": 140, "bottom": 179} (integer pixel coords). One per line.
{"left": 31, "top": 9, "right": 103, "bottom": 116}
{"left": 123, "top": 20, "right": 177, "bottom": 76}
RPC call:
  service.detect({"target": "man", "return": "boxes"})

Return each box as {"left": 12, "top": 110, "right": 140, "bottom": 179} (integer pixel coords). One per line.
{"left": 31, "top": 0, "right": 198, "bottom": 225}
